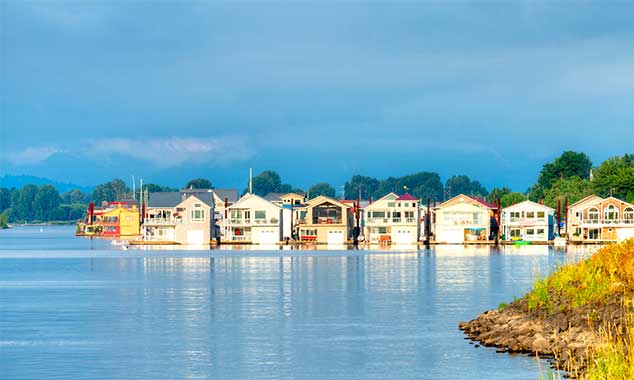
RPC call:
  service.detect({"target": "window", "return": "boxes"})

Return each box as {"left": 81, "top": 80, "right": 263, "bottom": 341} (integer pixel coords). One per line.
{"left": 526, "top": 229, "right": 535, "bottom": 236}
{"left": 536, "top": 229, "right": 545, "bottom": 238}
{"left": 372, "top": 211, "right": 386, "bottom": 218}
{"left": 387, "top": 202, "right": 395, "bottom": 207}
{"left": 254, "top": 210, "right": 266, "bottom": 219}
{"left": 589, "top": 229, "right": 600, "bottom": 240}
{"left": 510, "top": 229, "right": 521, "bottom": 238}
{"left": 537, "top": 211, "right": 545, "bottom": 219}
{"left": 510, "top": 211, "right": 520, "bottom": 222}
{"left": 604, "top": 205, "right": 618, "bottom": 223}
{"left": 526, "top": 212, "right": 535, "bottom": 218}
{"left": 625, "top": 207, "right": 634, "bottom": 224}
{"left": 378, "top": 227, "right": 388, "bottom": 234}
{"left": 588, "top": 208, "right": 599, "bottom": 223}
{"left": 230, "top": 210, "right": 242, "bottom": 218}
{"left": 191, "top": 206, "right": 205, "bottom": 222}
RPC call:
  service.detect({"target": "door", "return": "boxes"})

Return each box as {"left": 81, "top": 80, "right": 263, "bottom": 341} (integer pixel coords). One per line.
{"left": 439, "top": 228, "right": 463, "bottom": 244}
{"left": 394, "top": 230, "right": 414, "bottom": 245}
{"left": 327, "top": 230, "right": 344, "bottom": 245}
{"left": 187, "top": 230, "right": 204, "bottom": 245}
{"left": 256, "top": 229, "right": 278, "bottom": 245}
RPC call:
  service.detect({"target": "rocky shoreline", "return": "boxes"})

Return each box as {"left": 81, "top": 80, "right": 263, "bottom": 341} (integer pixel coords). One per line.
{"left": 459, "top": 295, "right": 627, "bottom": 376}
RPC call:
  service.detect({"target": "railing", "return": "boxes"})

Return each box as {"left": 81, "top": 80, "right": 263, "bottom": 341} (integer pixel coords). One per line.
{"left": 230, "top": 235, "right": 251, "bottom": 242}
{"left": 580, "top": 218, "right": 634, "bottom": 225}
{"left": 144, "top": 218, "right": 176, "bottom": 225}
{"left": 312, "top": 217, "right": 342, "bottom": 224}
{"left": 366, "top": 217, "right": 417, "bottom": 224}
{"left": 506, "top": 218, "right": 547, "bottom": 224}
{"left": 228, "top": 218, "right": 251, "bottom": 225}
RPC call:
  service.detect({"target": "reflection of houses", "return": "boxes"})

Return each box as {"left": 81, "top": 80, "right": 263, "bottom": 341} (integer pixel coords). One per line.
{"left": 363, "top": 193, "right": 421, "bottom": 245}
{"left": 143, "top": 189, "right": 215, "bottom": 245}
{"left": 500, "top": 200, "right": 554, "bottom": 242}
{"left": 567, "top": 195, "right": 634, "bottom": 243}
{"left": 434, "top": 194, "right": 494, "bottom": 244}
{"left": 225, "top": 193, "right": 283, "bottom": 244}
{"left": 85, "top": 201, "right": 140, "bottom": 238}
{"left": 296, "top": 196, "right": 354, "bottom": 244}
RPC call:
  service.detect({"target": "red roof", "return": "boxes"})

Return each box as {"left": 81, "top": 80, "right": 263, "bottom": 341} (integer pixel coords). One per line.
{"left": 469, "top": 196, "right": 498, "bottom": 209}
{"left": 397, "top": 193, "right": 418, "bottom": 201}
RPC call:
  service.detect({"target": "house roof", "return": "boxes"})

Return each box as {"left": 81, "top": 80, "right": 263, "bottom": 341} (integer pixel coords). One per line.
{"left": 212, "top": 189, "right": 239, "bottom": 204}
{"left": 435, "top": 194, "right": 495, "bottom": 210}
{"left": 568, "top": 194, "right": 603, "bottom": 209}
{"left": 148, "top": 190, "right": 215, "bottom": 208}
{"left": 263, "top": 192, "right": 284, "bottom": 202}
{"left": 305, "top": 195, "right": 352, "bottom": 209}
{"left": 502, "top": 200, "right": 554, "bottom": 212}
{"left": 229, "top": 193, "right": 281, "bottom": 209}
{"left": 397, "top": 193, "right": 418, "bottom": 201}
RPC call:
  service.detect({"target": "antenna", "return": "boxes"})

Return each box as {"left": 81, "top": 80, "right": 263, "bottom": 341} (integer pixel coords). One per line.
{"left": 131, "top": 175, "right": 136, "bottom": 201}
{"left": 249, "top": 168, "right": 253, "bottom": 194}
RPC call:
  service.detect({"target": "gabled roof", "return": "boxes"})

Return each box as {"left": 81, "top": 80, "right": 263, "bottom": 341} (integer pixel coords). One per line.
{"left": 569, "top": 195, "right": 603, "bottom": 209}
{"left": 435, "top": 194, "right": 494, "bottom": 210}
{"left": 502, "top": 200, "right": 555, "bottom": 212}
{"left": 305, "top": 195, "right": 352, "bottom": 209}
{"left": 148, "top": 190, "right": 215, "bottom": 208}
{"left": 229, "top": 193, "right": 281, "bottom": 210}
{"left": 397, "top": 193, "right": 418, "bottom": 201}
{"left": 263, "top": 192, "right": 284, "bottom": 202}
{"left": 212, "top": 189, "right": 239, "bottom": 204}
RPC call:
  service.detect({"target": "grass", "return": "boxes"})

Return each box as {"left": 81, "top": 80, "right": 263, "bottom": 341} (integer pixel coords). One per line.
{"left": 523, "top": 240, "right": 634, "bottom": 379}
{"left": 525, "top": 240, "right": 634, "bottom": 314}
{"left": 585, "top": 311, "right": 634, "bottom": 380}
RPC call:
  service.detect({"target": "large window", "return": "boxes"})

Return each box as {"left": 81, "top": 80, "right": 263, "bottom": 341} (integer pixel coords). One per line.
{"left": 191, "top": 205, "right": 205, "bottom": 222}
{"left": 604, "top": 205, "right": 619, "bottom": 223}
{"left": 254, "top": 210, "right": 266, "bottom": 219}
{"left": 625, "top": 207, "right": 634, "bottom": 224}
{"left": 588, "top": 208, "right": 599, "bottom": 223}
{"left": 510, "top": 212, "right": 520, "bottom": 222}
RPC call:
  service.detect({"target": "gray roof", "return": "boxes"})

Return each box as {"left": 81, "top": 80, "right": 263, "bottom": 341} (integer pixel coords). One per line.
{"left": 264, "top": 192, "right": 284, "bottom": 202}
{"left": 147, "top": 190, "right": 215, "bottom": 208}
{"left": 213, "top": 189, "right": 239, "bottom": 204}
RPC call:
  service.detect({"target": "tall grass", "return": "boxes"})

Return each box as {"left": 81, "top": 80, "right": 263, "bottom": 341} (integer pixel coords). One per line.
{"left": 585, "top": 310, "right": 634, "bottom": 380}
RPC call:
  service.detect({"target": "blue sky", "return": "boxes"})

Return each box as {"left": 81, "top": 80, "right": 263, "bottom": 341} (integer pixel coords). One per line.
{"left": 1, "top": 1, "right": 634, "bottom": 192}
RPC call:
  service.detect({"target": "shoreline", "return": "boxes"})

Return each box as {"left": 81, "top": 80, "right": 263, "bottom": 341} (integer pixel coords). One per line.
{"left": 459, "top": 241, "right": 634, "bottom": 378}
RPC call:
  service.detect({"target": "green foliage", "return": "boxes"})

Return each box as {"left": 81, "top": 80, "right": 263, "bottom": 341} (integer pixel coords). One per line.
{"left": 185, "top": 178, "right": 213, "bottom": 189}
{"left": 500, "top": 192, "right": 527, "bottom": 208}
{"left": 445, "top": 175, "right": 488, "bottom": 199}
{"left": 0, "top": 211, "right": 8, "bottom": 229}
{"left": 247, "top": 170, "right": 300, "bottom": 196}
{"left": 33, "top": 185, "right": 62, "bottom": 221}
{"left": 525, "top": 240, "right": 634, "bottom": 315}
{"left": 16, "top": 184, "right": 38, "bottom": 221}
{"left": 307, "top": 182, "right": 336, "bottom": 198}
{"left": 344, "top": 175, "right": 380, "bottom": 199}
{"left": 344, "top": 172, "right": 443, "bottom": 201}
{"left": 537, "top": 151, "right": 592, "bottom": 189}
{"left": 92, "top": 179, "right": 130, "bottom": 204}
{"left": 591, "top": 155, "right": 634, "bottom": 199}
{"left": 0, "top": 188, "right": 10, "bottom": 211}
{"left": 61, "top": 189, "right": 90, "bottom": 204}
{"left": 542, "top": 177, "right": 592, "bottom": 209}
{"left": 487, "top": 187, "right": 511, "bottom": 203}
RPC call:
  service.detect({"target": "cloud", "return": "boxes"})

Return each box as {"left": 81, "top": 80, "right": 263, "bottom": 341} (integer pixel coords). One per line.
{"left": 81, "top": 137, "right": 254, "bottom": 167}
{"left": 0, "top": 146, "right": 65, "bottom": 165}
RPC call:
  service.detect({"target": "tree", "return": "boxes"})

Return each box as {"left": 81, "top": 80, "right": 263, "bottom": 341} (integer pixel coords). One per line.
{"left": 445, "top": 175, "right": 488, "bottom": 199}
{"left": 0, "top": 211, "right": 8, "bottom": 229}
{"left": 0, "top": 188, "right": 10, "bottom": 212}
{"left": 344, "top": 175, "right": 380, "bottom": 199}
{"left": 92, "top": 179, "right": 130, "bottom": 204}
{"left": 61, "top": 189, "right": 90, "bottom": 204}
{"left": 185, "top": 178, "right": 213, "bottom": 189}
{"left": 542, "top": 177, "right": 592, "bottom": 209}
{"left": 33, "top": 185, "right": 62, "bottom": 221}
{"left": 537, "top": 151, "right": 592, "bottom": 189}
{"left": 15, "top": 184, "right": 38, "bottom": 221}
{"left": 500, "top": 192, "right": 527, "bottom": 208}
{"left": 590, "top": 155, "right": 634, "bottom": 199}
{"left": 307, "top": 183, "right": 336, "bottom": 199}
{"left": 487, "top": 187, "right": 511, "bottom": 203}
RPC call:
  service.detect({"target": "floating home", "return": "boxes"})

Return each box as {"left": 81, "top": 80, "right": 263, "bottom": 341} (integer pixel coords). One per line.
{"left": 434, "top": 194, "right": 496, "bottom": 244}
{"left": 225, "top": 193, "right": 283, "bottom": 244}
{"left": 295, "top": 195, "right": 354, "bottom": 245}
{"left": 363, "top": 192, "right": 422, "bottom": 245}
{"left": 567, "top": 195, "right": 634, "bottom": 243}
{"left": 500, "top": 200, "right": 555, "bottom": 242}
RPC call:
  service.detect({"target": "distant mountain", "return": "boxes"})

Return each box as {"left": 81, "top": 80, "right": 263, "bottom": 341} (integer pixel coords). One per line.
{"left": 0, "top": 175, "right": 94, "bottom": 193}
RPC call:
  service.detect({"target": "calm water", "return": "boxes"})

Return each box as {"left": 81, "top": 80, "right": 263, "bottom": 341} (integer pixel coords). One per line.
{"left": 0, "top": 226, "right": 597, "bottom": 380}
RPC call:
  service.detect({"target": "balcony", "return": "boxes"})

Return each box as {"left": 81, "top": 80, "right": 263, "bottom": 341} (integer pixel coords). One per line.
{"left": 580, "top": 218, "right": 634, "bottom": 226}
{"left": 312, "top": 217, "right": 342, "bottom": 224}
{"left": 144, "top": 217, "right": 176, "bottom": 226}
{"left": 228, "top": 218, "right": 251, "bottom": 225}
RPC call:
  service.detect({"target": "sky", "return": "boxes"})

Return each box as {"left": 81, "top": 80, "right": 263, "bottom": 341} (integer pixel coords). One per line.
{"left": 1, "top": 1, "right": 634, "bottom": 193}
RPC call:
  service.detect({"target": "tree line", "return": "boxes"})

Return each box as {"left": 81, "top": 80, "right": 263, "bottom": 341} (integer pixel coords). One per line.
{"left": 2, "top": 151, "right": 633, "bottom": 225}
